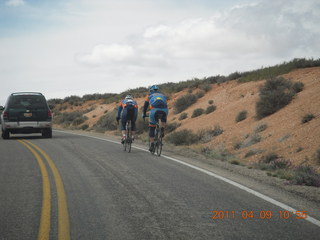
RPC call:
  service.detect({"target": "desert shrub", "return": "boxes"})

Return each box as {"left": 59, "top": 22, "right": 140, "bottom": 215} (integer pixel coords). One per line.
{"left": 260, "top": 153, "right": 279, "bottom": 164}
{"left": 290, "top": 165, "right": 320, "bottom": 187}
{"left": 195, "top": 90, "right": 205, "bottom": 99}
{"left": 166, "top": 129, "right": 200, "bottom": 146}
{"left": 166, "top": 122, "right": 181, "bottom": 133}
{"left": 178, "top": 112, "right": 188, "bottom": 120}
{"left": 255, "top": 123, "right": 268, "bottom": 133}
{"left": 63, "top": 95, "right": 83, "bottom": 106}
{"left": 199, "top": 83, "right": 212, "bottom": 92}
{"left": 173, "top": 94, "right": 198, "bottom": 113}
{"left": 53, "top": 111, "right": 85, "bottom": 126}
{"left": 256, "top": 77, "right": 295, "bottom": 119}
{"left": 205, "top": 105, "right": 216, "bottom": 114}
{"left": 211, "top": 125, "right": 224, "bottom": 136}
{"left": 197, "top": 125, "right": 223, "bottom": 143}
{"left": 241, "top": 133, "right": 262, "bottom": 148}
{"left": 270, "top": 158, "right": 292, "bottom": 170}
{"left": 245, "top": 149, "right": 264, "bottom": 158}
{"left": 238, "top": 58, "right": 320, "bottom": 83}
{"left": 233, "top": 141, "right": 242, "bottom": 150}
{"left": 208, "top": 100, "right": 214, "bottom": 105}
{"left": 301, "top": 114, "right": 315, "bottom": 124}
{"left": 236, "top": 110, "right": 248, "bottom": 122}
{"left": 72, "top": 115, "right": 88, "bottom": 126}
{"left": 81, "top": 124, "right": 89, "bottom": 130}
{"left": 192, "top": 108, "right": 204, "bottom": 118}
{"left": 316, "top": 149, "right": 320, "bottom": 164}
{"left": 94, "top": 110, "right": 118, "bottom": 131}
{"left": 135, "top": 118, "right": 149, "bottom": 134}
{"left": 230, "top": 160, "right": 240, "bottom": 165}
{"left": 292, "top": 82, "right": 304, "bottom": 93}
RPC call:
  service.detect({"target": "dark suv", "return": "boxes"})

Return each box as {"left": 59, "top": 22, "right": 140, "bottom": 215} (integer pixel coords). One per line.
{"left": 0, "top": 92, "right": 52, "bottom": 139}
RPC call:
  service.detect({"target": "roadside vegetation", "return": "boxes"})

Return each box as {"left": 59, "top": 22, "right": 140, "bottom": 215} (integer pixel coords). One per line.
{"left": 256, "top": 77, "right": 304, "bottom": 119}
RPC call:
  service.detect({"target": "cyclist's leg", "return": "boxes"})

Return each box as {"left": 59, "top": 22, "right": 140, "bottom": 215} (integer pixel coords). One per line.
{"left": 130, "top": 108, "right": 138, "bottom": 140}
{"left": 159, "top": 109, "right": 168, "bottom": 137}
{"left": 121, "top": 109, "right": 128, "bottom": 143}
{"left": 149, "top": 109, "right": 157, "bottom": 151}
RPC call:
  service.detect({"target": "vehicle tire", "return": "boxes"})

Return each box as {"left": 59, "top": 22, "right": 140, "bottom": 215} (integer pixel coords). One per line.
{"left": 2, "top": 129, "right": 10, "bottom": 139}
{"left": 42, "top": 128, "right": 52, "bottom": 138}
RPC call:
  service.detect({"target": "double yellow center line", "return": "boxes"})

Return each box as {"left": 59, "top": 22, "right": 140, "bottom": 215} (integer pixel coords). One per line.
{"left": 18, "top": 140, "right": 70, "bottom": 240}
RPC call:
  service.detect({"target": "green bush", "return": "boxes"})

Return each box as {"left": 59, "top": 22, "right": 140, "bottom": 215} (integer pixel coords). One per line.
{"left": 205, "top": 105, "right": 216, "bottom": 114}
{"left": 208, "top": 100, "right": 214, "bottom": 105}
{"left": 256, "top": 77, "right": 296, "bottom": 119}
{"left": 179, "top": 112, "right": 188, "bottom": 120}
{"left": 192, "top": 108, "right": 204, "bottom": 118}
{"left": 166, "top": 129, "right": 200, "bottom": 146}
{"left": 301, "top": 114, "right": 315, "bottom": 124}
{"left": 173, "top": 94, "right": 198, "bottom": 114}
{"left": 236, "top": 110, "right": 248, "bottom": 122}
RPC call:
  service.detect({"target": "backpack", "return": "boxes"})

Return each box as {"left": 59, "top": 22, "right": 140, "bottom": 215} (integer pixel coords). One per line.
{"left": 149, "top": 93, "right": 167, "bottom": 108}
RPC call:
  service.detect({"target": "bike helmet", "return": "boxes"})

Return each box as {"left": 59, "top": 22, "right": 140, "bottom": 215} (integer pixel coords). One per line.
{"left": 125, "top": 95, "right": 133, "bottom": 99}
{"left": 149, "top": 85, "right": 159, "bottom": 93}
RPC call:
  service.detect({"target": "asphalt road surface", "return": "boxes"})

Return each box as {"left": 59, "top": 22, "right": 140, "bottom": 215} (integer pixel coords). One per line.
{"left": 1, "top": 130, "right": 319, "bottom": 240}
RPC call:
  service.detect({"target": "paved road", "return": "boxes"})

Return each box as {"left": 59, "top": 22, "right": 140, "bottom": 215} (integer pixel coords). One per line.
{"left": 0, "top": 130, "right": 319, "bottom": 239}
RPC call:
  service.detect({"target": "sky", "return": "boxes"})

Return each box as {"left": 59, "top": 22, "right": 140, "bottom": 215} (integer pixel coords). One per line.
{"left": 0, "top": 0, "right": 319, "bottom": 104}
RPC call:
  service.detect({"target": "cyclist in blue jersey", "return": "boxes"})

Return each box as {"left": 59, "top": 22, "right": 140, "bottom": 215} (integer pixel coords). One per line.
{"left": 116, "top": 95, "right": 138, "bottom": 143}
{"left": 142, "top": 85, "right": 168, "bottom": 152}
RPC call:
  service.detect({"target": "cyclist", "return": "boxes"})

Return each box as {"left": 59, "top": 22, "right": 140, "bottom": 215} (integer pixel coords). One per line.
{"left": 142, "top": 85, "right": 168, "bottom": 152}
{"left": 116, "top": 95, "right": 138, "bottom": 143}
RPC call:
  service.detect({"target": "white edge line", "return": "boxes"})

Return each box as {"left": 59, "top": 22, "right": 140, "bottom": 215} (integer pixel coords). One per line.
{"left": 54, "top": 130, "right": 320, "bottom": 227}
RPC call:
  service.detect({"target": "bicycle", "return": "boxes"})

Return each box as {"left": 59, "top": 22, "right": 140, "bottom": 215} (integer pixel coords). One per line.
{"left": 123, "top": 120, "right": 133, "bottom": 153}
{"left": 149, "top": 114, "right": 164, "bottom": 156}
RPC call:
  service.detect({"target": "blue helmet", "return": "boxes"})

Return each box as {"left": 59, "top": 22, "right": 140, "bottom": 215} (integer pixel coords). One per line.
{"left": 149, "top": 85, "right": 159, "bottom": 93}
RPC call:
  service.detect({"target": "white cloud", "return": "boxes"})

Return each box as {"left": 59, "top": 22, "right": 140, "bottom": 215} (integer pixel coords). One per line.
{"left": 5, "top": 0, "right": 25, "bottom": 7}
{"left": 76, "top": 44, "right": 135, "bottom": 66}
{"left": 76, "top": 0, "right": 320, "bottom": 71}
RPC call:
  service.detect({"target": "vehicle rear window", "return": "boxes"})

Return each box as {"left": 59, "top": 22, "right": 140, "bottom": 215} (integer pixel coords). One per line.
{"left": 8, "top": 95, "right": 47, "bottom": 109}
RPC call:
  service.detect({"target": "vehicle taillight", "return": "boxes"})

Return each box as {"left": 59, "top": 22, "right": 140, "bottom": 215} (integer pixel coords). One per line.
{"left": 48, "top": 110, "right": 53, "bottom": 118}
{"left": 3, "top": 111, "right": 9, "bottom": 120}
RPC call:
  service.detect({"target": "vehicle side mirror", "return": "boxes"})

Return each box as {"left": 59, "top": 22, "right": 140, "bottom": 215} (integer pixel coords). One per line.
{"left": 0, "top": 106, "right": 4, "bottom": 111}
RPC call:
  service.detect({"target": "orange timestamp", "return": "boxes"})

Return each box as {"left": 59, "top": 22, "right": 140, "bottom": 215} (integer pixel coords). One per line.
{"left": 211, "top": 210, "right": 308, "bottom": 220}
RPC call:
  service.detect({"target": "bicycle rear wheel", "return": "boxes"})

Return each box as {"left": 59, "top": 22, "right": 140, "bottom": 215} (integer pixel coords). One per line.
{"left": 156, "top": 128, "right": 163, "bottom": 156}
{"left": 127, "top": 135, "right": 132, "bottom": 153}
